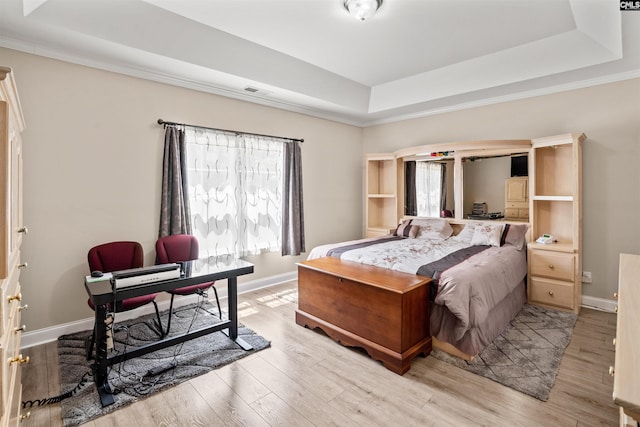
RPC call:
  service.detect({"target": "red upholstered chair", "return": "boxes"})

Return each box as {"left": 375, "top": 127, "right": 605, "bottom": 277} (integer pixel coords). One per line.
{"left": 155, "top": 234, "right": 221, "bottom": 334}
{"left": 86, "top": 241, "right": 164, "bottom": 358}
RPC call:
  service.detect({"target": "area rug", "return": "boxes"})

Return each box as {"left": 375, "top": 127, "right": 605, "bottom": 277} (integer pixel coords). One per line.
{"left": 55, "top": 301, "right": 270, "bottom": 427}
{"left": 430, "top": 303, "right": 577, "bottom": 401}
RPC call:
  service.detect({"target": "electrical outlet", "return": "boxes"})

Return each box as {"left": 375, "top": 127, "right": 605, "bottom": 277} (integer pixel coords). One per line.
{"left": 582, "top": 271, "right": 592, "bottom": 284}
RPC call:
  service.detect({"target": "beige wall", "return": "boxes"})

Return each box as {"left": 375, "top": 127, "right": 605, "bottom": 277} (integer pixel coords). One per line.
{"left": 4, "top": 46, "right": 639, "bottom": 332}
{"left": 1, "top": 47, "right": 364, "bottom": 331}
{"left": 363, "top": 78, "right": 640, "bottom": 301}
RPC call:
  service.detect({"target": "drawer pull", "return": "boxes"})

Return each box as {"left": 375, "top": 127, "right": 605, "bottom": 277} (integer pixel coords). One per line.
{"left": 609, "top": 366, "right": 615, "bottom": 376}
{"left": 615, "top": 305, "right": 618, "bottom": 313}
{"left": 7, "top": 293, "right": 21, "bottom": 303}
{"left": 548, "top": 291, "right": 554, "bottom": 296}
{"left": 548, "top": 264, "right": 554, "bottom": 269}
{"left": 18, "top": 262, "right": 28, "bottom": 269}
{"left": 19, "top": 304, "right": 29, "bottom": 312}
{"left": 17, "top": 226, "right": 28, "bottom": 234}
{"left": 612, "top": 338, "right": 616, "bottom": 346}
{"left": 8, "top": 354, "right": 30, "bottom": 365}
{"left": 20, "top": 411, "right": 31, "bottom": 422}
{"left": 613, "top": 292, "right": 618, "bottom": 300}
{"left": 14, "top": 325, "right": 26, "bottom": 333}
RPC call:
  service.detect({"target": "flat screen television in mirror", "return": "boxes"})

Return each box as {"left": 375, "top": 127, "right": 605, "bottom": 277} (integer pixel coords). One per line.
{"left": 511, "top": 155, "right": 528, "bottom": 177}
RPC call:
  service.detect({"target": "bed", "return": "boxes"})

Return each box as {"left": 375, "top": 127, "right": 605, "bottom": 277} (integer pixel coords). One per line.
{"left": 298, "top": 218, "right": 529, "bottom": 366}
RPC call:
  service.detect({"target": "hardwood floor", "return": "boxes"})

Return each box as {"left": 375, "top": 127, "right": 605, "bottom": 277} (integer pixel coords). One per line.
{"left": 20, "top": 281, "right": 619, "bottom": 426}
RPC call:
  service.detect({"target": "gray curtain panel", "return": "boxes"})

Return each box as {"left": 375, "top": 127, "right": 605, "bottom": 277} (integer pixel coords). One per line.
{"left": 159, "top": 126, "right": 192, "bottom": 237}
{"left": 281, "top": 141, "right": 305, "bottom": 256}
{"left": 405, "top": 160, "right": 417, "bottom": 216}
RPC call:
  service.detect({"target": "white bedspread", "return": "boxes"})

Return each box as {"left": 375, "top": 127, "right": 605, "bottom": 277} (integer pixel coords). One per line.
{"left": 307, "top": 236, "right": 528, "bottom": 353}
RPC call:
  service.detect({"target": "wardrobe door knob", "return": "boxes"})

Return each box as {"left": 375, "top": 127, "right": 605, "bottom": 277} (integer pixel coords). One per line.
{"left": 7, "top": 293, "right": 21, "bottom": 303}
{"left": 8, "top": 354, "right": 29, "bottom": 365}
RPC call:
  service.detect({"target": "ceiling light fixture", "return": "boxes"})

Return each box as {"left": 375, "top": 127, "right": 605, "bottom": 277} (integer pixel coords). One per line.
{"left": 343, "top": 0, "right": 383, "bottom": 21}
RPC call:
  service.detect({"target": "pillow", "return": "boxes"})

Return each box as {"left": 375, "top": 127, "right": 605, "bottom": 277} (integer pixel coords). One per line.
{"left": 501, "top": 223, "right": 529, "bottom": 250}
{"left": 451, "top": 223, "right": 476, "bottom": 243}
{"left": 393, "top": 220, "right": 419, "bottom": 238}
{"left": 470, "top": 223, "right": 504, "bottom": 247}
{"left": 411, "top": 218, "right": 454, "bottom": 239}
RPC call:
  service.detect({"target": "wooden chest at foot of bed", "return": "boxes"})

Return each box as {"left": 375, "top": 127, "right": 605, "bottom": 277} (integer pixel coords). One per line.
{"left": 296, "top": 257, "right": 432, "bottom": 375}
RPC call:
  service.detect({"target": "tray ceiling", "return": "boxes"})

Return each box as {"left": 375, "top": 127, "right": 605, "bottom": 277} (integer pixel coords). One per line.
{"left": 0, "top": 0, "right": 639, "bottom": 125}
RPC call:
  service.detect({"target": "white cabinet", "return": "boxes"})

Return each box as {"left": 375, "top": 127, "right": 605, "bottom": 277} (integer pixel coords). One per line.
{"left": 528, "top": 133, "right": 585, "bottom": 313}
{"left": 0, "top": 67, "right": 28, "bottom": 427}
{"left": 611, "top": 254, "right": 640, "bottom": 425}
{"left": 504, "top": 177, "right": 528, "bottom": 221}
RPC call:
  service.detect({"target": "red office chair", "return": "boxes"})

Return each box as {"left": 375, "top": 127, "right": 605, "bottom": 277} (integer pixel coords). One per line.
{"left": 155, "top": 234, "right": 221, "bottom": 335}
{"left": 86, "top": 241, "right": 164, "bottom": 359}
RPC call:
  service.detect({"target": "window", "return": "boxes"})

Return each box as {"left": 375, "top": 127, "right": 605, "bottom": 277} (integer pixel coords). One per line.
{"left": 415, "top": 161, "right": 444, "bottom": 217}
{"left": 185, "top": 129, "right": 284, "bottom": 258}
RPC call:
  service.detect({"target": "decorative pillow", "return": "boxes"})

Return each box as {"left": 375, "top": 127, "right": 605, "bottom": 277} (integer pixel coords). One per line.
{"left": 411, "top": 218, "right": 454, "bottom": 239}
{"left": 501, "top": 223, "right": 529, "bottom": 250}
{"left": 393, "top": 220, "right": 419, "bottom": 238}
{"left": 451, "top": 223, "right": 476, "bottom": 243}
{"left": 470, "top": 223, "right": 504, "bottom": 247}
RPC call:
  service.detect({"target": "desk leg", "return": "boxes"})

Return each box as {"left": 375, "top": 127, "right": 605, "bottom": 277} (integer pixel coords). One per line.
{"left": 93, "top": 304, "right": 115, "bottom": 407}
{"left": 226, "top": 277, "right": 253, "bottom": 351}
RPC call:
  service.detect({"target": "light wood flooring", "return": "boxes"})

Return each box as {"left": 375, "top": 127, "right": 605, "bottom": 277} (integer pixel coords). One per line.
{"left": 20, "top": 281, "right": 619, "bottom": 426}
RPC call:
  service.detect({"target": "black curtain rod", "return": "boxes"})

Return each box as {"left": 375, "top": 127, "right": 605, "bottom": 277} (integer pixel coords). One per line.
{"left": 157, "top": 119, "right": 304, "bottom": 144}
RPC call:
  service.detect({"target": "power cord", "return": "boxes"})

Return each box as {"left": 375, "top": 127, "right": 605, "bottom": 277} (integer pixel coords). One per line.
{"left": 22, "top": 297, "right": 211, "bottom": 407}
{"left": 110, "top": 296, "right": 205, "bottom": 397}
{"left": 22, "top": 371, "right": 92, "bottom": 408}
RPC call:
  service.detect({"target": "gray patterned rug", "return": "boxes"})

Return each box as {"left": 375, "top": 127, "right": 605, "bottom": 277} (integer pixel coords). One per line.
{"left": 431, "top": 304, "right": 577, "bottom": 401}
{"left": 55, "top": 301, "right": 270, "bottom": 426}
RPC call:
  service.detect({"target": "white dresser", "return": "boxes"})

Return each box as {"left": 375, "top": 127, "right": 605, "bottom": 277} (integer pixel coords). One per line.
{"left": 0, "top": 67, "right": 29, "bottom": 426}
{"left": 612, "top": 253, "right": 640, "bottom": 426}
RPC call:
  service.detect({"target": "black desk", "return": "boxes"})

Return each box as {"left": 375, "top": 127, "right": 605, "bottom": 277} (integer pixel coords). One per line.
{"left": 467, "top": 214, "right": 504, "bottom": 220}
{"left": 84, "top": 257, "right": 254, "bottom": 407}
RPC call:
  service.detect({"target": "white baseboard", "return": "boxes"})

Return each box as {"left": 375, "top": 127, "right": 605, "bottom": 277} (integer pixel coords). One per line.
{"left": 20, "top": 270, "right": 297, "bottom": 349}
{"left": 23, "top": 271, "right": 612, "bottom": 349}
{"left": 581, "top": 295, "right": 617, "bottom": 313}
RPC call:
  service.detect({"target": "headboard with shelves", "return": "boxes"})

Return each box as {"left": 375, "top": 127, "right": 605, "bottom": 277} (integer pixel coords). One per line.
{"left": 366, "top": 133, "right": 585, "bottom": 313}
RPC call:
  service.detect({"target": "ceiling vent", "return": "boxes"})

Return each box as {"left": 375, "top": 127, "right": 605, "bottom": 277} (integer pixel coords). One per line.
{"left": 243, "top": 86, "right": 273, "bottom": 96}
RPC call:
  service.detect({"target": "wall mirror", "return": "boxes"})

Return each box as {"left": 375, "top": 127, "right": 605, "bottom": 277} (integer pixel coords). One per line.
{"left": 403, "top": 158, "right": 455, "bottom": 218}
{"left": 462, "top": 152, "right": 529, "bottom": 220}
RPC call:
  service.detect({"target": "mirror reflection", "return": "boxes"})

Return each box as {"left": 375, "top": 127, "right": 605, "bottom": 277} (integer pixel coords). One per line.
{"left": 462, "top": 153, "right": 528, "bottom": 221}
{"left": 404, "top": 158, "right": 454, "bottom": 218}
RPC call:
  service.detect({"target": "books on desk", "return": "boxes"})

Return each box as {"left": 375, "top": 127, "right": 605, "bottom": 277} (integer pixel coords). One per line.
{"left": 112, "top": 263, "right": 181, "bottom": 289}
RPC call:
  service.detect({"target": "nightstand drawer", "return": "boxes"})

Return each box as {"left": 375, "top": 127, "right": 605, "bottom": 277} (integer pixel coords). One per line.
{"left": 531, "top": 251, "right": 574, "bottom": 281}
{"left": 529, "top": 277, "right": 574, "bottom": 310}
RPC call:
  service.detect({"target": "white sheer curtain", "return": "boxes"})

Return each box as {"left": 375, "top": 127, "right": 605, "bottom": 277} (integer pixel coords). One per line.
{"left": 416, "top": 161, "right": 443, "bottom": 217}
{"left": 185, "top": 128, "right": 283, "bottom": 258}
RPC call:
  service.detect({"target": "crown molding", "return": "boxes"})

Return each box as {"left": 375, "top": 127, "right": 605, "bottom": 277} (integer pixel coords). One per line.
{"left": 1, "top": 35, "right": 639, "bottom": 129}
